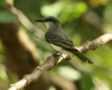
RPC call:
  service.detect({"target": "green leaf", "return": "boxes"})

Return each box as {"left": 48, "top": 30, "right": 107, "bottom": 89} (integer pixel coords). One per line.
{"left": 81, "top": 75, "right": 94, "bottom": 90}
{"left": 0, "top": 0, "right": 6, "bottom": 6}
{"left": 41, "top": 1, "right": 63, "bottom": 16}
{"left": 0, "top": 10, "right": 17, "bottom": 23}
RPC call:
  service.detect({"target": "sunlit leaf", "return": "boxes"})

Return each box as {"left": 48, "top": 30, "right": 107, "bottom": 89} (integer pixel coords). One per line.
{"left": 57, "top": 66, "right": 81, "bottom": 81}
{"left": 59, "top": 2, "right": 88, "bottom": 23}
{"left": 41, "top": 1, "right": 63, "bottom": 16}
{"left": 41, "top": 1, "right": 88, "bottom": 23}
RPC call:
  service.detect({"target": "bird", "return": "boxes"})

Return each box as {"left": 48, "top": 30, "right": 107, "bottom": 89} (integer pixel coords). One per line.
{"left": 35, "top": 16, "right": 93, "bottom": 64}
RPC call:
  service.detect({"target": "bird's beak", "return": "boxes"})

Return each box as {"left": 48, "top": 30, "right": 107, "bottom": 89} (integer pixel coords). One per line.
{"left": 35, "top": 18, "right": 50, "bottom": 28}
{"left": 35, "top": 19, "right": 44, "bottom": 22}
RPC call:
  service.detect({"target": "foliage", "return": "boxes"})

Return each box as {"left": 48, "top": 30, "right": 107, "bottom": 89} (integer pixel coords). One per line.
{"left": 0, "top": 0, "right": 6, "bottom": 6}
{"left": 0, "top": 10, "right": 17, "bottom": 23}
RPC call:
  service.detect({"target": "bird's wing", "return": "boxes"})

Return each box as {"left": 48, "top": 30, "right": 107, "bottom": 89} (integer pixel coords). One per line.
{"left": 45, "top": 35, "right": 74, "bottom": 49}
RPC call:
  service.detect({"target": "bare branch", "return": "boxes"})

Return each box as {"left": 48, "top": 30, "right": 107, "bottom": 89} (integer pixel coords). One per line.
{"left": 8, "top": 53, "right": 70, "bottom": 90}
{"left": 8, "top": 33, "right": 112, "bottom": 90}
{"left": 77, "top": 33, "right": 112, "bottom": 53}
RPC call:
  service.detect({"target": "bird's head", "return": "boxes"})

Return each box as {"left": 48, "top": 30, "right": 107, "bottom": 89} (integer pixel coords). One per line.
{"left": 35, "top": 16, "right": 60, "bottom": 28}
{"left": 35, "top": 16, "right": 59, "bottom": 22}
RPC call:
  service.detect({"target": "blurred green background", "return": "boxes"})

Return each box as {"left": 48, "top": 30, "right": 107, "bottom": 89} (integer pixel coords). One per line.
{"left": 0, "top": 0, "right": 112, "bottom": 90}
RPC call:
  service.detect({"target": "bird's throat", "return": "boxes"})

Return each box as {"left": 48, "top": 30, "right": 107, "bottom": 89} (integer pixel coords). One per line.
{"left": 44, "top": 22, "right": 56, "bottom": 29}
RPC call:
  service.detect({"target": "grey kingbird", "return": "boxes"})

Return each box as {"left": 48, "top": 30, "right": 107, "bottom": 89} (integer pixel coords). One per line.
{"left": 35, "top": 16, "right": 93, "bottom": 64}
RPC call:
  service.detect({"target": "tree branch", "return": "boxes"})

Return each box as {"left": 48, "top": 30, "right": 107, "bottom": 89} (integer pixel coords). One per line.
{"left": 11, "top": 6, "right": 44, "bottom": 39}
{"left": 77, "top": 33, "right": 112, "bottom": 53}
{"left": 8, "top": 33, "right": 112, "bottom": 90}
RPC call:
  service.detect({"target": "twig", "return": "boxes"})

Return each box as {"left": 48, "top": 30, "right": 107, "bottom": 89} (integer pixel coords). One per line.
{"left": 8, "top": 53, "right": 69, "bottom": 90}
{"left": 8, "top": 33, "right": 112, "bottom": 90}
{"left": 11, "top": 7, "right": 44, "bottom": 39}
{"left": 77, "top": 33, "right": 112, "bottom": 53}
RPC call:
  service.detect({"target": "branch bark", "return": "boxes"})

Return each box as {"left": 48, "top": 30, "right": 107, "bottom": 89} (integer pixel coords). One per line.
{"left": 8, "top": 33, "right": 112, "bottom": 90}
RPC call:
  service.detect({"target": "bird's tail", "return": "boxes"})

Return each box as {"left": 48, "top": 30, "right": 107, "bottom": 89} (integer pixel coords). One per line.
{"left": 72, "top": 50, "right": 93, "bottom": 64}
